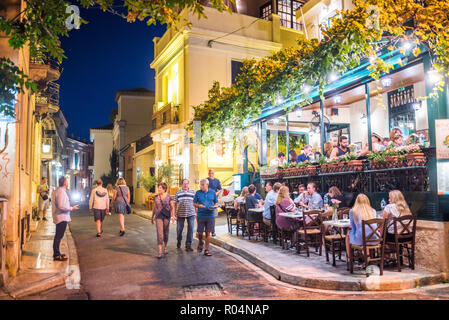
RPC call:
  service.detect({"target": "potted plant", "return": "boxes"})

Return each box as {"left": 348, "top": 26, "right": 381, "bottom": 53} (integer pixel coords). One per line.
{"left": 321, "top": 158, "right": 338, "bottom": 173}
{"left": 368, "top": 151, "right": 386, "bottom": 169}
{"left": 260, "top": 165, "right": 277, "bottom": 179}
{"left": 404, "top": 144, "right": 426, "bottom": 166}
{"left": 342, "top": 152, "right": 363, "bottom": 171}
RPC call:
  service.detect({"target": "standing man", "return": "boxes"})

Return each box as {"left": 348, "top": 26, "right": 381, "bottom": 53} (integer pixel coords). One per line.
{"left": 89, "top": 179, "right": 109, "bottom": 238}
{"left": 297, "top": 145, "right": 313, "bottom": 163}
{"left": 52, "top": 176, "right": 79, "bottom": 261}
{"left": 330, "top": 136, "right": 350, "bottom": 159}
{"left": 174, "top": 179, "right": 196, "bottom": 252}
{"left": 300, "top": 182, "right": 323, "bottom": 210}
{"left": 37, "top": 177, "right": 50, "bottom": 221}
{"left": 193, "top": 179, "right": 218, "bottom": 256}
{"left": 207, "top": 169, "right": 221, "bottom": 236}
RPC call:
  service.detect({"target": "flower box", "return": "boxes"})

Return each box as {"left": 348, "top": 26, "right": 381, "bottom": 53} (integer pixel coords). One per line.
{"left": 405, "top": 152, "right": 426, "bottom": 166}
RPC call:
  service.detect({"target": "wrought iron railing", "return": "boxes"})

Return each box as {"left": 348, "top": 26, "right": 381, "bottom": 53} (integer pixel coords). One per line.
{"left": 30, "top": 50, "right": 62, "bottom": 73}
{"left": 35, "top": 82, "right": 59, "bottom": 107}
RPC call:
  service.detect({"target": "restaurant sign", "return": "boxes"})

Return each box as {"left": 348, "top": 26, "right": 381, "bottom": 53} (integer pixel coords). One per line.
{"left": 435, "top": 119, "right": 449, "bottom": 159}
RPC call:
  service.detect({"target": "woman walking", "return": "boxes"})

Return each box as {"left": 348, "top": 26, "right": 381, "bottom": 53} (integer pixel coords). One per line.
{"left": 151, "top": 182, "right": 175, "bottom": 259}
{"left": 107, "top": 183, "right": 114, "bottom": 212}
{"left": 112, "top": 178, "right": 130, "bottom": 236}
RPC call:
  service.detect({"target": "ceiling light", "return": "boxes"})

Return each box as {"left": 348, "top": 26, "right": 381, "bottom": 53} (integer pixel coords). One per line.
{"left": 413, "top": 102, "right": 422, "bottom": 111}
{"left": 333, "top": 95, "right": 342, "bottom": 104}
{"left": 361, "top": 114, "right": 367, "bottom": 125}
{"left": 329, "top": 73, "right": 338, "bottom": 82}
{"left": 296, "top": 108, "right": 303, "bottom": 117}
{"left": 381, "top": 77, "right": 392, "bottom": 88}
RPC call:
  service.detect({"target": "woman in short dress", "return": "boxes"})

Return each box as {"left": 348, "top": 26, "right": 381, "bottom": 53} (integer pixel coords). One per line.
{"left": 151, "top": 182, "right": 175, "bottom": 259}
{"left": 112, "top": 178, "right": 130, "bottom": 236}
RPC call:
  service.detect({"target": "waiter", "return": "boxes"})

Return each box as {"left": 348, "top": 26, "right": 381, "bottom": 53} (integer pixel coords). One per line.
{"left": 206, "top": 169, "right": 221, "bottom": 237}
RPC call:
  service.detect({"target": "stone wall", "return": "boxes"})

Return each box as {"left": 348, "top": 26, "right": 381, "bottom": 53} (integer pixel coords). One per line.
{"left": 415, "top": 220, "right": 449, "bottom": 273}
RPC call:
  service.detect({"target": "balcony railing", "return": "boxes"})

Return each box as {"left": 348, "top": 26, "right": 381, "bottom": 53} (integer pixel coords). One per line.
{"left": 30, "top": 50, "right": 62, "bottom": 73}
{"left": 153, "top": 102, "right": 180, "bottom": 129}
{"left": 35, "top": 82, "right": 59, "bottom": 107}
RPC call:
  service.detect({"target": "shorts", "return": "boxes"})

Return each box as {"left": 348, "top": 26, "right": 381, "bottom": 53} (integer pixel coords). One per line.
{"left": 93, "top": 209, "right": 106, "bottom": 222}
{"left": 197, "top": 217, "right": 215, "bottom": 234}
{"left": 39, "top": 199, "right": 50, "bottom": 211}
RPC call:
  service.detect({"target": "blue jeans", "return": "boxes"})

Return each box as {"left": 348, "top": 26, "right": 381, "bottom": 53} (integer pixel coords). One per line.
{"left": 177, "top": 215, "right": 195, "bottom": 247}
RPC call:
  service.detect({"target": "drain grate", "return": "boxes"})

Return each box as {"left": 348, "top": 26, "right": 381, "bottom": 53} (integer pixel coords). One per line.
{"left": 183, "top": 283, "right": 224, "bottom": 299}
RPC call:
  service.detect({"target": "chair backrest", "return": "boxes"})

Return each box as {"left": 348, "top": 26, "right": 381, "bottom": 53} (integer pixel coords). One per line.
{"left": 361, "top": 218, "right": 386, "bottom": 247}
{"left": 239, "top": 203, "right": 247, "bottom": 220}
{"left": 302, "top": 211, "right": 321, "bottom": 230}
{"left": 337, "top": 207, "right": 350, "bottom": 219}
{"left": 224, "top": 200, "right": 234, "bottom": 207}
{"left": 392, "top": 215, "right": 416, "bottom": 241}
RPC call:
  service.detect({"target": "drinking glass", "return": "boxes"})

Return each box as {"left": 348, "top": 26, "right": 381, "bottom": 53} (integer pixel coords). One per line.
{"left": 343, "top": 214, "right": 348, "bottom": 220}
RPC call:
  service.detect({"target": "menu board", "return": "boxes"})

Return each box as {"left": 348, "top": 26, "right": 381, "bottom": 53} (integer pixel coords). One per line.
{"left": 435, "top": 119, "right": 449, "bottom": 159}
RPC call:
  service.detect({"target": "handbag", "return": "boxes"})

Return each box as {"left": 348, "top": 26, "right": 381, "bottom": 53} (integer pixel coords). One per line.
{"left": 118, "top": 186, "right": 132, "bottom": 214}
{"left": 157, "top": 196, "right": 171, "bottom": 218}
{"left": 41, "top": 194, "right": 49, "bottom": 201}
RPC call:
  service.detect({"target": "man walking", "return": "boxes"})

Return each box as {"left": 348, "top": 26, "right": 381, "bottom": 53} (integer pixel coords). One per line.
{"left": 207, "top": 169, "right": 221, "bottom": 236}
{"left": 193, "top": 179, "right": 218, "bottom": 256}
{"left": 37, "top": 177, "right": 50, "bottom": 221}
{"left": 89, "top": 179, "right": 110, "bottom": 238}
{"left": 52, "top": 176, "right": 79, "bottom": 261}
{"left": 174, "top": 179, "right": 195, "bottom": 251}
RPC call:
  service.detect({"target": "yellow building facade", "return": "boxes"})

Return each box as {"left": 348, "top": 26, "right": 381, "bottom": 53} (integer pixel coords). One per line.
{"left": 149, "top": 1, "right": 304, "bottom": 189}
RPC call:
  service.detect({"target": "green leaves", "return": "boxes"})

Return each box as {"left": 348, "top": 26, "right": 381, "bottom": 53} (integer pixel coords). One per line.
{"left": 0, "top": 57, "right": 37, "bottom": 118}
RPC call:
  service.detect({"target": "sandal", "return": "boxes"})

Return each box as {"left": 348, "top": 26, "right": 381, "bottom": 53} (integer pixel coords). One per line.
{"left": 157, "top": 254, "right": 162, "bottom": 259}
{"left": 204, "top": 250, "right": 212, "bottom": 256}
{"left": 53, "top": 255, "right": 68, "bottom": 261}
{"left": 197, "top": 245, "right": 203, "bottom": 253}
{"left": 164, "top": 248, "right": 168, "bottom": 255}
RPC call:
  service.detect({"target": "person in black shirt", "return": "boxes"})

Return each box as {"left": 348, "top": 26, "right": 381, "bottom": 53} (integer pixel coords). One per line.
{"left": 245, "top": 185, "right": 261, "bottom": 211}
{"left": 328, "top": 186, "right": 346, "bottom": 208}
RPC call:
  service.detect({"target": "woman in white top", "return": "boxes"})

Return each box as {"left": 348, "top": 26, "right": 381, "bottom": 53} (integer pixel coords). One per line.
{"left": 234, "top": 187, "right": 249, "bottom": 210}
{"left": 382, "top": 190, "right": 412, "bottom": 242}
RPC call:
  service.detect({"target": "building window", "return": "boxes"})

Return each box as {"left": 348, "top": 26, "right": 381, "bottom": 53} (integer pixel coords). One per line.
{"left": 231, "top": 60, "right": 244, "bottom": 85}
{"left": 260, "top": 1, "right": 303, "bottom": 31}
{"left": 388, "top": 85, "right": 417, "bottom": 137}
{"left": 162, "top": 63, "right": 179, "bottom": 105}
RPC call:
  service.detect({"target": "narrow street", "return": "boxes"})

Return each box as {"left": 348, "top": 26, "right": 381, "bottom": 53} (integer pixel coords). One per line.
{"left": 21, "top": 208, "right": 449, "bottom": 300}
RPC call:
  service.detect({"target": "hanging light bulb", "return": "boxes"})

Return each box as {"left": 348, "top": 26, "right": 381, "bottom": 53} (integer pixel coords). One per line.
{"left": 272, "top": 118, "right": 280, "bottom": 124}
{"left": 412, "top": 102, "right": 422, "bottom": 111}
{"left": 296, "top": 108, "right": 303, "bottom": 118}
{"left": 329, "top": 73, "right": 338, "bottom": 82}
{"left": 428, "top": 69, "right": 441, "bottom": 84}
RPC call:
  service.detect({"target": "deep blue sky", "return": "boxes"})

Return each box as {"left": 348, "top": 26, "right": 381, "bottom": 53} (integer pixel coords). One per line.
{"left": 59, "top": 6, "right": 166, "bottom": 140}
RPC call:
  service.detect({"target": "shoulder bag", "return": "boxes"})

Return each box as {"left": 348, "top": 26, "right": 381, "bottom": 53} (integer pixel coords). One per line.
{"left": 118, "top": 186, "right": 132, "bottom": 214}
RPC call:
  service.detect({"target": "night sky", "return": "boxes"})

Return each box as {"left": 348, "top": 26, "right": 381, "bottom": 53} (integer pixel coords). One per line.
{"left": 59, "top": 6, "right": 166, "bottom": 140}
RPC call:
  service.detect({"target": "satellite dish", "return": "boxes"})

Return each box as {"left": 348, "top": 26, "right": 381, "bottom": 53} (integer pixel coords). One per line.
{"left": 310, "top": 111, "right": 330, "bottom": 130}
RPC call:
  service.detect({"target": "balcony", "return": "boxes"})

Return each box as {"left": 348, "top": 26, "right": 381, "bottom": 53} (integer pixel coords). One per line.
{"left": 30, "top": 50, "right": 62, "bottom": 88}
{"left": 152, "top": 102, "right": 179, "bottom": 130}
{"left": 35, "top": 82, "right": 60, "bottom": 114}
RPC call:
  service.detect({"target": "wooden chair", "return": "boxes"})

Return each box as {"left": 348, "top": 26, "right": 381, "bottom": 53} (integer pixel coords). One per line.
{"left": 337, "top": 207, "right": 350, "bottom": 219}
{"left": 270, "top": 205, "right": 278, "bottom": 244}
{"left": 348, "top": 218, "right": 386, "bottom": 276}
{"left": 258, "top": 207, "right": 272, "bottom": 242}
{"left": 224, "top": 201, "right": 238, "bottom": 234}
{"left": 236, "top": 204, "right": 248, "bottom": 238}
{"left": 385, "top": 215, "right": 417, "bottom": 272}
{"left": 296, "top": 210, "right": 323, "bottom": 257}
{"left": 246, "top": 208, "right": 263, "bottom": 241}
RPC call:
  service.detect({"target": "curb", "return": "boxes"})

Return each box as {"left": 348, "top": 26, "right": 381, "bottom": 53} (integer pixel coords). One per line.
{"left": 65, "top": 225, "right": 81, "bottom": 290}
{"left": 7, "top": 274, "right": 67, "bottom": 299}
{"left": 210, "top": 236, "right": 447, "bottom": 292}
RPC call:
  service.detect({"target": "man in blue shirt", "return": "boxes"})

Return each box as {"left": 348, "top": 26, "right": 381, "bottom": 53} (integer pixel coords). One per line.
{"left": 263, "top": 182, "right": 281, "bottom": 226}
{"left": 297, "top": 145, "right": 313, "bottom": 163}
{"left": 207, "top": 169, "right": 222, "bottom": 236}
{"left": 193, "top": 179, "right": 218, "bottom": 256}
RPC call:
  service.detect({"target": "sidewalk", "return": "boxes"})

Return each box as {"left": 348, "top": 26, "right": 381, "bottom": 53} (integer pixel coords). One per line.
{"left": 1, "top": 212, "right": 80, "bottom": 299}
{"left": 211, "top": 224, "right": 448, "bottom": 292}
{"left": 131, "top": 204, "right": 152, "bottom": 219}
